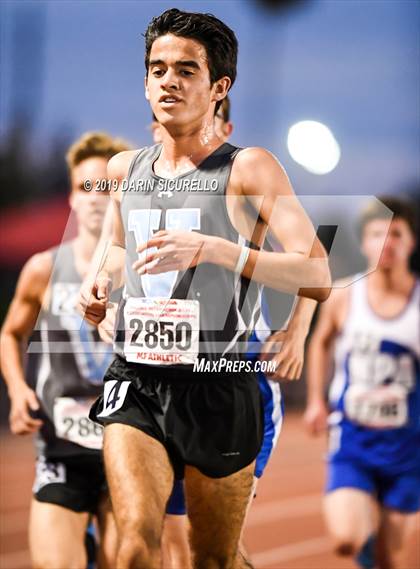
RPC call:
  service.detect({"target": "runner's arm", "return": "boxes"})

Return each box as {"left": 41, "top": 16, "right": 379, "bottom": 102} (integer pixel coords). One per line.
{"left": 81, "top": 202, "right": 114, "bottom": 288}
{"left": 77, "top": 203, "right": 113, "bottom": 317}
{"left": 262, "top": 297, "right": 317, "bottom": 381}
{"left": 221, "top": 148, "right": 331, "bottom": 301}
{"left": 303, "top": 285, "right": 345, "bottom": 434}
{"left": 139, "top": 148, "right": 331, "bottom": 302}
{"left": 0, "top": 253, "right": 52, "bottom": 433}
{"left": 79, "top": 151, "right": 135, "bottom": 325}
{"left": 290, "top": 297, "right": 318, "bottom": 335}
{"left": 98, "top": 197, "right": 126, "bottom": 292}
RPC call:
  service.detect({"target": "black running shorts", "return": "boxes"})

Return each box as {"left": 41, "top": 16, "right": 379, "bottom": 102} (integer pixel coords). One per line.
{"left": 33, "top": 454, "right": 107, "bottom": 513}
{"left": 90, "top": 356, "right": 263, "bottom": 479}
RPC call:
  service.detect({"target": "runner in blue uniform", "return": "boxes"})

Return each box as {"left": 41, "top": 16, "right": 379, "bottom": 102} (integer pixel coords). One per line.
{"left": 304, "top": 197, "right": 419, "bottom": 569}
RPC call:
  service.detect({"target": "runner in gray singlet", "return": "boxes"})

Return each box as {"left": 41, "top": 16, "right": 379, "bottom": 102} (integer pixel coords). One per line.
{"left": 0, "top": 132, "right": 129, "bottom": 568}
{"left": 81, "top": 9, "right": 330, "bottom": 568}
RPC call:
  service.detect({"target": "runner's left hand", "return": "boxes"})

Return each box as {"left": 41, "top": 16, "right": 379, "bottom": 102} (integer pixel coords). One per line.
{"left": 260, "top": 326, "right": 306, "bottom": 381}
{"left": 132, "top": 230, "right": 208, "bottom": 274}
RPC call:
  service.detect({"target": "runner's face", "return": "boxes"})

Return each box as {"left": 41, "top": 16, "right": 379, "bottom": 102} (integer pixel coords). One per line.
{"left": 70, "top": 157, "right": 109, "bottom": 236}
{"left": 145, "top": 34, "right": 228, "bottom": 132}
{"left": 362, "top": 218, "right": 415, "bottom": 269}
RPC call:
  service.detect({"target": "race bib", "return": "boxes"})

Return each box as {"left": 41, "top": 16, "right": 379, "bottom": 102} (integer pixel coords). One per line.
{"left": 344, "top": 384, "right": 408, "bottom": 428}
{"left": 54, "top": 397, "right": 103, "bottom": 449}
{"left": 123, "top": 297, "right": 199, "bottom": 365}
{"left": 33, "top": 457, "right": 66, "bottom": 493}
{"left": 51, "top": 283, "right": 79, "bottom": 317}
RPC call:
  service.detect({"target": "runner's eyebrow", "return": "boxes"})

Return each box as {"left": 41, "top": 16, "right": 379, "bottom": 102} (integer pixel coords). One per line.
{"left": 149, "top": 59, "right": 200, "bottom": 70}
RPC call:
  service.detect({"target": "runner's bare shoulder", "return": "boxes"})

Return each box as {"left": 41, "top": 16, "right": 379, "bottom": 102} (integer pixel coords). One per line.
{"left": 229, "top": 147, "right": 290, "bottom": 194}
{"left": 17, "top": 250, "right": 53, "bottom": 305}
{"left": 23, "top": 250, "right": 53, "bottom": 283}
{"left": 108, "top": 149, "right": 141, "bottom": 200}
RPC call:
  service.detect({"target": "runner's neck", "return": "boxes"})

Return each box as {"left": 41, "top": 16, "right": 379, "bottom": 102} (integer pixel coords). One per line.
{"left": 73, "top": 232, "right": 101, "bottom": 278}
{"left": 156, "top": 122, "right": 222, "bottom": 177}
{"left": 367, "top": 266, "right": 415, "bottom": 296}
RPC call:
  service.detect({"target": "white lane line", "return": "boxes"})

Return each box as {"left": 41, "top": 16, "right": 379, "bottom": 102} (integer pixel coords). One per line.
{"left": 0, "top": 549, "right": 30, "bottom": 569}
{"left": 247, "top": 493, "right": 321, "bottom": 526}
{"left": 251, "top": 536, "right": 331, "bottom": 567}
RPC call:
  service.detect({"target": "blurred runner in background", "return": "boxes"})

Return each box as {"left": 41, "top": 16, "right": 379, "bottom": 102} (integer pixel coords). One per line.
{"left": 304, "top": 197, "right": 419, "bottom": 569}
{"left": 0, "top": 132, "right": 129, "bottom": 568}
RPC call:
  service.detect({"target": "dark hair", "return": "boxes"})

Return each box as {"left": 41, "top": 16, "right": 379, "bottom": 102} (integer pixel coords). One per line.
{"left": 358, "top": 196, "right": 418, "bottom": 238}
{"left": 144, "top": 9, "right": 238, "bottom": 111}
{"left": 215, "top": 96, "right": 230, "bottom": 122}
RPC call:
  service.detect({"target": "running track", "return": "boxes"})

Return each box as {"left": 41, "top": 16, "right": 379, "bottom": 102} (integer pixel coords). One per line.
{"left": 1, "top": 413, "right": 419, "bottom": 568}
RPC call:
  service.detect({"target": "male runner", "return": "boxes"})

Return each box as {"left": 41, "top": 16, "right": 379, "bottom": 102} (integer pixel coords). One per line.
{"left": 214, "top": 98, "right": 318, "bottom": 561}
{"left": 95, "top": 96, "right": 318, "bottom": 568}
{"left": 0, "top": 132, "right": 128, "bottom": 568}
{"left": 94, "top": 114, "right": 192, "bottom": 569}
{"left": 215, "top": 96, "right": 317, "bottom": 481}
{"left": 304, "top": 197, "right": 419, "bottom": 569}
{"left": 152, "top": 97, "right": 319, "bottom": 565}
{"left": 81, "top": 9, "right": 330, "bottom": 568}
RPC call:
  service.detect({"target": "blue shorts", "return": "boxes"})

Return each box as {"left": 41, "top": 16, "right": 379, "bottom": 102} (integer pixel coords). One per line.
{"left": 326, "top": 459, "right": 420, "bottom": 513}
{"left": 166, "top": 479, "right": 186, "bottom": 515}
{"left": 255, "top": 372, "right": 283, "bottom": 478}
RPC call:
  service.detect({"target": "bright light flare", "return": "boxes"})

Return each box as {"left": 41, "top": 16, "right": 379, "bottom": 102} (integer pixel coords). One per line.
{"left": 287, "top": 120, "right": 341, "bottom": 175}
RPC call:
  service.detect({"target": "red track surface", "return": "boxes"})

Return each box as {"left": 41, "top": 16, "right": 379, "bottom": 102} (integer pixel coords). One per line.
{"left": 1, "top": 414, "right": 419, "bottom": 569}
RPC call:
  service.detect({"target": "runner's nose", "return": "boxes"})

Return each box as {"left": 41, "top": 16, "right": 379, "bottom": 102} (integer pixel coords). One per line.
{"left": 160, "top": 68, "right": 179, "bottom": 91}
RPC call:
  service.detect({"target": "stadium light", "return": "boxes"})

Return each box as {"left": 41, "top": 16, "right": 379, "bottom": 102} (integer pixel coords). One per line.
{"left": 287, "top": 120, "right": 341, "bottom": 175}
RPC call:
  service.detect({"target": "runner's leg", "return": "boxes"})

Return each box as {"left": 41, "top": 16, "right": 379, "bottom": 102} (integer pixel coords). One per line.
{"left": 324, "top": 488, "right": 377, "bottom": 556}
{"left": 185, "top": 462, "right": 255, "bottom": 569}
{"left": 104, "top": 423, "right": 174, "bottom": 569}
{"left": 377, "top": 508, "right": 419, "bottom": 569}
{"left": 29, "top": 499, "right": 89, "bottom": 569}
{"left": 162, "top": 514, "right": 192, "bottom": 569}
{"left": 96, "top": 493, "right": 118, "bottom": 569}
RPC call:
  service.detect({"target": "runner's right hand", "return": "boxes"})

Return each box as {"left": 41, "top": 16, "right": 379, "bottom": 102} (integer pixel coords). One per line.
{"left": 98, "top": 302, "right": 117, "bottom": 344}
{"left": 9, "top": 384, "right": 43, "bottom": 435}
{"left": 303, "top": 399, "right": 328, "bottom": 436}
{"left": 78, "top": 275, "right": 111, "bottom": 326}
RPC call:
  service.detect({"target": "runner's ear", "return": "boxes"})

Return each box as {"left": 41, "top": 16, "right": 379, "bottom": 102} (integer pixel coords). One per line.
{"left": 213, "top": 77, "right": 231, "bottom": 101}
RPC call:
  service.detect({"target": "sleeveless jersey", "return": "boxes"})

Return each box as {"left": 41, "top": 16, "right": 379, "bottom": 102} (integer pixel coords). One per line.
{"left": 328, "top": 274, "right": 420, "bottom": 474}
{"left": 115, "top": 143, "right": 262, "bottom": 367}
{"left": 29, "top": 241, "right": 113, "bottom": 457}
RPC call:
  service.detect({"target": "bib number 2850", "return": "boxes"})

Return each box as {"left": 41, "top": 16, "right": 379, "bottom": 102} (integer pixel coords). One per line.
{"left": 124, "top": 297, "right": 199, "bottom": 365}
{"left": 130, "top": 319, "right": 192, "bottom": 350}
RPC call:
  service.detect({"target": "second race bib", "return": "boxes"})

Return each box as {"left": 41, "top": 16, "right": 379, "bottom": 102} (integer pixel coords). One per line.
{"left": 123, "top": 297, "right": 199, "bottom": 365}
{"left": 344, "top": 384, "right": 408, "bottom": 429}
{"left": 54, "top": 397, "right": 103, "bottom": 449}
